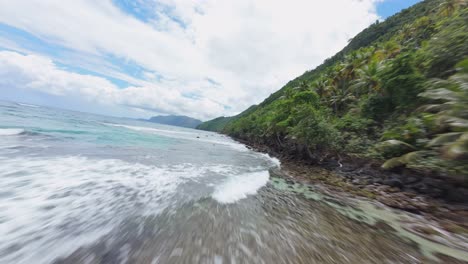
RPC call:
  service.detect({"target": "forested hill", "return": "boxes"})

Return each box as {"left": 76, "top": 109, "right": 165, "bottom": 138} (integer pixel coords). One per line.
{"left": 147, "top": 115, "right": 202, "bottom": 128}
{"left": 197, "top": 0, "right": 468, "bottom": 178}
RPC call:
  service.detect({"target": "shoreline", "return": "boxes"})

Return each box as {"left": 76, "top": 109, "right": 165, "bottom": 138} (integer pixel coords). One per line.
{"left": 237, "top": 138, "right": 468, "bottom": 235}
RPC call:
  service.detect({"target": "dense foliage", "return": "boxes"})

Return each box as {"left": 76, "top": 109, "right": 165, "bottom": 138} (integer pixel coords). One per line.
{"left": 196, "top": 116, "right": 234, "bottom": 131}
{"left": 198, "top": 0, "right": 468, "bottom": 180}
{"left": 148, "top": 115, "right": 202, "bottom": 128}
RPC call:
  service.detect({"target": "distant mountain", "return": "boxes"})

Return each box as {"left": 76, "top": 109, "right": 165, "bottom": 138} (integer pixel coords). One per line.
{"left": 146, "top": 115, "right": 202, "bottom": 128}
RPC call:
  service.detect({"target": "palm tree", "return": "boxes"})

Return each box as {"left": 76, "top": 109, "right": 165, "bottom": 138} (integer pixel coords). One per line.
{"left": 283, "top": 87, "right": 295, "bottom": 100}
{"left": 420, "top": 73, "right": 468, "bottom": 151}
{"left": 293, "top": 81, "right": 310, "bottom": 92}
{"left": 381, "top": 73, "right": 468, "bottom": 169}
{"left": 351, "top": 61, "right": 385, "bottom": 95}
{"left": 438, "top": 0, "right": 467, "bottom": 17}
{"left": 374, "top": 40, "right": 401, "bottom": 60}
{"left": 326, "top": 75, "right": 355, "bottom": 114}
{"left": 340, "top": 51, "right": 368, "bottom": 81}
{"left": 312, "top": 77, "right": 329, "bottom": 99}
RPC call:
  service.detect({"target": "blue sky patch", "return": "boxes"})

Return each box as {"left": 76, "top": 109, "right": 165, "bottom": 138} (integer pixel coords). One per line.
{"left": 376, "top": 0, "right": 422, "bottom": 19}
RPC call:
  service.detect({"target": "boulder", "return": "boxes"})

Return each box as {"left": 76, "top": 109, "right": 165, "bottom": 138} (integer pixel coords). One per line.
{"left": 383, "top": 178, "right": 404, "bottom": 189}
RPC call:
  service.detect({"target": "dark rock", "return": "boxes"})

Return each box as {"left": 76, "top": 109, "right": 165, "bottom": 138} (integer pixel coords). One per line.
{"left": 383, "top": 178, "right": 403, "bottom": 189}
{"left": 403, "top": 176, "right": 420, "bottom": 185}
{"left": 340, "top": 166, "right": 356, "bottom": 173}
{"left": 429, "top": 188, "right": 444, "bottom": 198}
{"left": 403, "top": 205, "right": 422, "bottom": 214}
{"left": 374, "top": 220, "right": 396, "bottom": 232}
{"left": 286, "top": 179, "right": 295, "bottom": 185}
{"left": 388, "top": 187, "right": 401, "bottom": 193}
{"left": 413, "top": 183, "right": 431, "bottom": 194}
{"left": 446, "top": 188, "right": 468, "bottom": 203}
{"left": 423, "top": 178, "right": 444, "bottom": 188}
{"left": 372, "top": 178, "right": 384, "bottom": 184}
{"left": 351, "top": 179, "right": 361, "bottom": 185}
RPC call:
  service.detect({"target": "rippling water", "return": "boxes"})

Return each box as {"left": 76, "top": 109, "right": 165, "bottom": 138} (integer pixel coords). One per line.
{"left": 0, "top": 101, "right": 467, "bottom": 263}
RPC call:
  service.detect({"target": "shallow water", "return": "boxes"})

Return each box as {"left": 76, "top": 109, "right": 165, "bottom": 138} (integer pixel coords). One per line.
{"left": 0, "top": 101, "right": 467, "bottom": 264}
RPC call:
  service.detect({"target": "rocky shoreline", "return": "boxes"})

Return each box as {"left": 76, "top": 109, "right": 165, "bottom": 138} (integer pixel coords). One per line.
{"left": 239, "top": 139, "right": 468, "bottom": 236}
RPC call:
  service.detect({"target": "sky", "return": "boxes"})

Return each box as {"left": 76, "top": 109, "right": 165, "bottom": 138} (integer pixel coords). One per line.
{"left": 0, "top": 0, "right": 421, "bottom": 120}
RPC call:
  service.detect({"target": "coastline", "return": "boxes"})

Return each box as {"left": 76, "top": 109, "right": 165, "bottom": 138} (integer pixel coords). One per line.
{"left": 237, "top": 138, "right": 468, "bottom": 236}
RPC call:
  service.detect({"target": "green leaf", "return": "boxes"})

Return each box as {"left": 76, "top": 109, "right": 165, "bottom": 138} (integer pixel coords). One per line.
{"left": 444, "top": 132, "right": 468, "bottom": 160}
{"left": 419, "top": 88, "right": 458, "bottom": 101}
{"left": 382, "top": 157, "right": 405, "bottom": 169}
{"left": 399, "top": 151, "right": 426, "bottom": 163}
{"left": 426, "top": 132, "right": 463, "bottom": 147}
{"left": 381, "top": 151, "right": 426, "bottom": 170}
{"left": 416, "top": 104, "right": 448, "bottom": 113}
{"left": 380, "top": 139, "right": 416, "bottom": 150}
{"left": 443, "top": 116, "right": 468, "bottom": 129}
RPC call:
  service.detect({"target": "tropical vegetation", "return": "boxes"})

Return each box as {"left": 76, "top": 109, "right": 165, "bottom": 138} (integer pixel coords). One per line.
{"left": 198, "top": 0, "right": 468, "bottom": 181}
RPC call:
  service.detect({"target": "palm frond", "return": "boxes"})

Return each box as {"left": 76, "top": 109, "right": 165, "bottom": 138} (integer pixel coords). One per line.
{"left": 419, "top": 88, "right": 458, "bottom": 101}
{"left": 426, "top": 132, "right": 463, "bottom": 147}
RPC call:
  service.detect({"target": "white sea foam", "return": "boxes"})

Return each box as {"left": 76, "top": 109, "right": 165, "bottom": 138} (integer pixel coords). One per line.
{"left": 104, "top": 123, "right": 195, "bottom": 135}
{"left": 212, "top": 171, "right": 270, "bottom": 204}
{"left": 104, "top": 123, "right": 248, "bottom": 152}
{"left": 259, "top": 153, "right": 281, "bottom": 167}
{"left": 0, "top": 156, "right": 212, "bottom": 264}
{"left": 0, "top": 128, "right": 24, "bottom": 136}
{"left": 16, "top": 102, "right": 40, "bottom": 108}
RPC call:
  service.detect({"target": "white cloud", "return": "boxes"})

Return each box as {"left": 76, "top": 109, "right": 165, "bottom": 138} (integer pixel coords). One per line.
{"left": 0, "top": 51, "right": 223, "bottom": 120}
{"left": 0, "top": 0, "right": 380, "bottom": 119}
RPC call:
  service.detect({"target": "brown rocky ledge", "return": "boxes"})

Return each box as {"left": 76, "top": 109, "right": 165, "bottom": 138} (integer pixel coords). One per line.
{"left": 240, "top": 139, "right": 468, "bottom": 236}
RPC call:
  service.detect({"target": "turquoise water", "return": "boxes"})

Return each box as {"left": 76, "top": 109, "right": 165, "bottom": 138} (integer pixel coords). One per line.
{"left": 0, "top": 101, "right": 279, "bottom": 263}
{"left": 1, "top": 101, "right": 467, "bottom": 263}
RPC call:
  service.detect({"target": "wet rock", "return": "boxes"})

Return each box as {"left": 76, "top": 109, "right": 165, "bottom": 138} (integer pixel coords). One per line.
{"left": 446, "top": 188, "right": 468, "bottom": 203}
{"left": 413, "top": 183, "right": 433, "bottom": 195}
{"left": 377, "top": 193, "right": 430, "bottom": 214}
{"left": 351, "top": 179, "right": 361, "bottom": 185}
{"left": 403, "top": 205, "right": 420, "bottom": 214}
{"left": 403, "top": 176, "right": 420, "bottom": 185}
{"left": 372, "top": 178, "right": 383, "bottom": 184}
{"left": 374, "top": 220, "right": 396, "bottom": 232}
{"left": 423, "top": 178, "right": 443, "bottom": 187}
{"left": 435, "top": 253, "right": 468, "bottom": 264}
{"left": 383, "top": 178, "right": 403, "bottom": 189}
{"left": 429, "top": 188, "right": 444, "bottom": 198}
{"left": 388, "top": 187, "right": 401, "bottom": 193}
{"left": 339, "top": 166, "right": 356, "bottom": 173}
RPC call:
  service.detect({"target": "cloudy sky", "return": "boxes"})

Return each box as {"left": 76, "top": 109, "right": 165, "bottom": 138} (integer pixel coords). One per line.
{"left": 0, "top": 0, "right": 420, "bottom": 120}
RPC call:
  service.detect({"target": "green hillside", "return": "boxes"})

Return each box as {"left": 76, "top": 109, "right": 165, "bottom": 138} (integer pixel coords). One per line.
{"left": 197, "top": 116, "right": 234, "bottom": 131}
{"left": 198, "top": 0, "right": 468, "bottom": 179}
{"left": 147, "top": 115, "right": 202, "bottom": 128}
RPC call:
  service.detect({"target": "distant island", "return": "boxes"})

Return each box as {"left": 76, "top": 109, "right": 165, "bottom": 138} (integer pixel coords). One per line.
{"left": 144, "top": 115, "right": 202, "bottom": 128}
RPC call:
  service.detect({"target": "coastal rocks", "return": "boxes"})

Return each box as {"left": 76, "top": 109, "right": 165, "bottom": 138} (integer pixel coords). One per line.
{"left": 383, "top": 178, "right": 404, "bottom": 189}
{"left": 446, "top": 188, "right": 468, "bottom": 203}
{"left": 371, "top": 178, "right": 384, "bottom": 185}
{"left": 234, "top": 138, "right": 468, "bottom": 235}
{"left": 331, "top": 159, "right": 468, "bottom": 203}
{"left": 373, "top": 220, "right": 397, "bottom": 232}
{"left": 403, "top": 176, "right": 420, "bottom": 185}
{"left": 376, "top": 193, "right": 431, "bottom": 214}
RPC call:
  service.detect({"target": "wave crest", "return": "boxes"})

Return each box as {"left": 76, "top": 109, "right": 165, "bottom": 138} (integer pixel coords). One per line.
{"left": 0, "top": 128, "right": 25, "bottom": 136}
{"left": 212, "top": 171, "right": 270, "bottom": 204}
